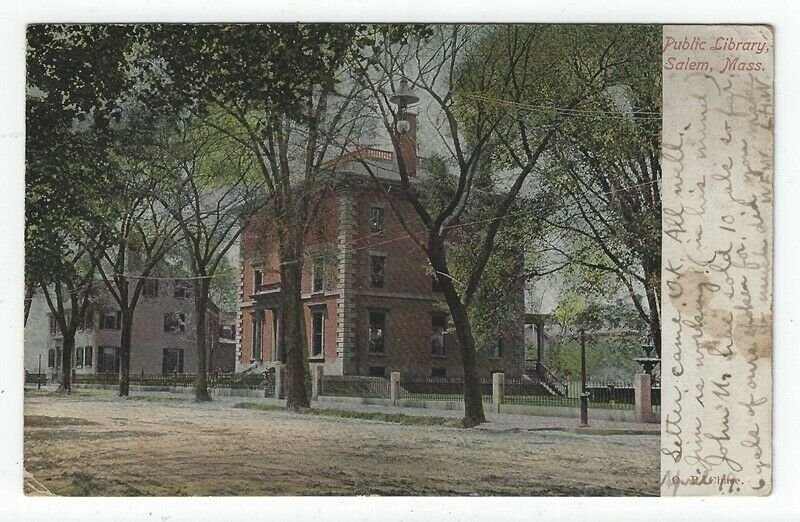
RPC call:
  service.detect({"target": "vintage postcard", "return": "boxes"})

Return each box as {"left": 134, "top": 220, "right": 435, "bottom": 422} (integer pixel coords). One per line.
{"left": 14, "top": 19, "right": 774, "bottom": 508}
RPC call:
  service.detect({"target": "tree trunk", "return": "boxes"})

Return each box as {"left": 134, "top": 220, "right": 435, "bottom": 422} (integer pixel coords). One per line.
{"left": 194, "top": 276, "right": 212, "bottom": 402}
{"left": 279, "top": 235, "right": 310, "bottom": 410}
{"left": 643, "top": 257, "right": 662, "bottom": 358}
{"left": 24, "top": 281, "right": 36, "bottom": 327}
{"left": 430, "top": 245, "right": 486, "bottom": 427}
{"left": 119, "top": 310, "right": 133, "bottom": 397}
{"left": 59, "top": 333, "right": 75, "bottom": 393}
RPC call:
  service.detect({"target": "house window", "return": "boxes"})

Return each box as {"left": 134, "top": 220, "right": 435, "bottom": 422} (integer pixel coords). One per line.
{"left": 82, "top": 306, "right": 94, "bottom": 331}
{"left": 370, "top": 255, "right": 385, "bottom": 288}
{"left": 47, "top": 348, "right": 55, "bottom": 368}
{"left": 252, "top": 311, "right": 264, "bottom": 361}
{"left": 312, "top": 258, "right": 325, "bottom": 293}
{"left": 271, "top": 310, "right": 279, "bottom": 362}
{"left": 99, "top": 311, "right": 121, "bottom": 330}
{"left": 369, "top": 206, "right": 385, "bottom": 233}
{"left": 368, "top": 311, "right": 386, "bottom": 353}
{"left": 431, "top": 368, "right": 447, "bottom": 378}
{"left": 368, "top": 366, "right": 385, "bottom": 377}
{"left": 173, "top": 279, "right": 192, "bottom": 298}
{"left": 49, "top": 315, "right": 60, "bottom": 336}
{"left": 431, "top": 314, "right": 447, "bottom": 356}
{"left": 97, "top": 346, "right": 120, "bottom": 374}
{"left": 489, "top": 338, "right": 503, "bottom": 359}
{"left": 162, "top": 348, "right": 185, "bottom": 374}
{"left": 142, "top": 278, "right": 159, "bottom": 298}
{"left": 164, "top": 313, "right": 187, "bottom": 334}
{"left": 84, "top": 346, "right": 93, "bottom": 368}
{"left": 311, "top": 310, "right": 325, "bottom": 358}
{"left": 253, "top": 267, "right": 263, "bottom": 292}
{"left": 219, "top": 324, "right": 235, "bottom": 340}
{"left": 76, "top": 346, "right": 84, "bottom": 368}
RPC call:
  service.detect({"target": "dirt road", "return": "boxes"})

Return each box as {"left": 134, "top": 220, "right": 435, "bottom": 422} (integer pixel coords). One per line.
{"left": 24, "top": 391, "right": 658, "bottom": 496}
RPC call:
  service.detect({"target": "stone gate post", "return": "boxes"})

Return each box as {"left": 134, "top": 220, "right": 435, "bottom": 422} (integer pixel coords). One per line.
{"left": 311, "top": 365, "right": 323, "bottom": 400}
{"left": 390, "top": 372, "right": 400, "bottom": 405}
{"left": 492, "top": 372, "right": 505, "bottom": 413}
{"left": 634, "top": 373, "right": 654, "bottom": 423}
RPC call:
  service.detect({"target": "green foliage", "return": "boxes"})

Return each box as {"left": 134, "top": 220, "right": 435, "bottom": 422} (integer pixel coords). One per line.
{"left": 25, "top": 25, "right": 136, "bottom": 288}
{"left": 417, "top": 155, "right": 525, "bottom": 352}
{"left": 543, "top": 336, "right": 643, "bottom": 382}
{"left": 209, "top": 255, "right": 239, "bottom": 314}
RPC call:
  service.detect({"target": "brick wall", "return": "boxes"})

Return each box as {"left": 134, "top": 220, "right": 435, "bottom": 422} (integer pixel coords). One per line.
{"left": 237, "top": 173, "right": 526, "bottom": 379}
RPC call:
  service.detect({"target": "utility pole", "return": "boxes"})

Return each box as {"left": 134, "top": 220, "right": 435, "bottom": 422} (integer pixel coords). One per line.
{"left": 37, "top": 354, "right": 42, "bottom": 390}
{"left": 580, "top": 329, "right": 589, "bottom": 427}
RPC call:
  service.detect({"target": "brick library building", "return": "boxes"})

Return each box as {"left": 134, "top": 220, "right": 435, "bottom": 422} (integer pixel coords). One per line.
{"left": 237, "top": 116, "right": 526, "bottom": 379}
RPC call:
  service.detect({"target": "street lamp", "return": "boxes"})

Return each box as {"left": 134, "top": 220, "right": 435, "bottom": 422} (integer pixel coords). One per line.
{"left": 389, "top": 77, "right": 419, "bottom": 135}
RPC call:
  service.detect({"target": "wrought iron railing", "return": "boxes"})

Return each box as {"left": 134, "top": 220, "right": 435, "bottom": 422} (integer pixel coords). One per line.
{"left": 397, "top": 376, "right": 493, "bottom": 403}
{"left": 74, "top": 371, "right": 275, "bottom": 391}
{"left": 504, "top": 378, "right": 639, "bottom": 410}
{"left": 320, "top": 375, "right": 390, "bottom": 399}
{"left": 533, "top": 361, "right": 568, "bottom": 396}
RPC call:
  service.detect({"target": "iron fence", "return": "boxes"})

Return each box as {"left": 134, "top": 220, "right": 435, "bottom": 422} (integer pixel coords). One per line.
{"left": 73, "top": 371, "right": 275, "bottom": 392}
{"left": 652, "top": 386, "right": 661, "bottom": 413}
{"left": 25, "top": 372, "right": 48, "bottom": 386}
{"left": 320, "top": 375, "right": 390, "bottom": 399}
{"left": 397, "top": 376, "right": 493, "bottom": 403}
{"left": 504, "top": 378, "right": 640, "bottom": 410}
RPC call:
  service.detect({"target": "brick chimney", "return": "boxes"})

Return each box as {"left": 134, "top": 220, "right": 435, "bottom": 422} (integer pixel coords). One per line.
{"left": 397, "top": 112, "right": 418, "bottom": 177}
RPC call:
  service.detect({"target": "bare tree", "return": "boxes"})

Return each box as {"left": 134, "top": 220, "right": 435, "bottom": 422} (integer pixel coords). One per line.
{"left": 38, "top": 249, "right": 96, "bottom": 392}
{"left": 87, "top": 170, "right": 182, "bottom": 397}
{"left": 155, "top": 116, "right": 264, "bottom": 400}
{"left": 352, "top": 25, "right": 633, "bottom": 426}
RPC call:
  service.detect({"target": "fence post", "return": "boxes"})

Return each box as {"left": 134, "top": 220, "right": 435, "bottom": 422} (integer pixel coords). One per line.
{"left": 274, "top": 363, "right": 283, "bottom": 400}
{"left": 492, "top": 372, "right": 504, "bottom": 413}
{"left": 634, "top": 373, "right": 654, "bottom": 423}
{"left": 311, "top": 365, "right": 323, "bottom": 400}
{"left": 390, "top": 372, "right": 400, "bottom": 405}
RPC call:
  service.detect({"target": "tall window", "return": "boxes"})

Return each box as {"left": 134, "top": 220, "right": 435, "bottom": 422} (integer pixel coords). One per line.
{"left": 369, "top": 206, "right": 385, "bottom": 233}
{"left": 75, "top": 346, "right": 84, "bottom": 368}
{"left": 47, "top": 348, "right": 55, "bottom": 368}
{"left": 368, "top": 311, "right": 386, "bottom": 353}
{"left": 97, "top": 346, "right": 120, "bottom": 374}
{"left": 162, "top": 348, "right": 184, "bottom": 374}
{"left": 173, "top": 279, "right": 192, "bottom": 298}
{"left": 253, "top": 267, "right": 263, "bottom": 292}
{"left": 163, "top": 312, "right": 187, "bottom": 333}
{"left": 489, "top": 338, "right": 503, "bottom": 359}
{"left": 370, "top": 255, "right": 385, "bottom": 288}
{"left": 271, "top": 310, "right": 279, "bottom": 362}
{"left": 431, "top": 314, "right": 447, "bottom": 356}
{"left": 142, "top": 278, "right": 159, "bottom": 298}
{"left": 82, "top": 306, "right": 94, "bottom": 331}
{"left": 252, "top": 311, "right": 264, "bottom": 361}
{"left": 312, "top": 258, "right": 325, "bottom": 293}
{"left": 84, "top": 346, "right": 93, "bottom": 368}
{"left": 311, "top": 310, "right": 325, "bottom": 357}
{"left": 49, "top": 315, "right": 60, "bottom": 336}
{"left": 99, "top": 311, "right": 121, "bottom": 330}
